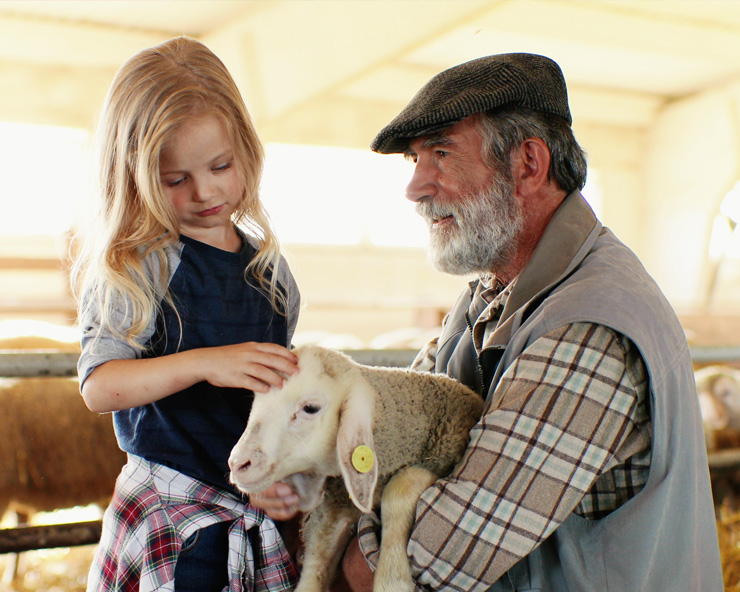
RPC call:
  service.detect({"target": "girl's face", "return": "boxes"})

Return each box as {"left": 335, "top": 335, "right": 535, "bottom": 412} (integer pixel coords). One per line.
{"left": 159, "top": 113, "right": 245, "bottom": 250}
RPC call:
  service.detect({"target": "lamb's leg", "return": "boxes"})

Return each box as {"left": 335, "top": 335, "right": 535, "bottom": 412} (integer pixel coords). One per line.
{"left": 374, "top": 466, "right": 438, "bottom": 592}
{"left": 297, "top": 480, "right": 360, "bottom": 592}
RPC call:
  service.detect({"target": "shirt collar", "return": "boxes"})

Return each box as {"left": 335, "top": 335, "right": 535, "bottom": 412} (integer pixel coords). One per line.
{"left": 471, "top": 191, "right": 602, "bottom": 351}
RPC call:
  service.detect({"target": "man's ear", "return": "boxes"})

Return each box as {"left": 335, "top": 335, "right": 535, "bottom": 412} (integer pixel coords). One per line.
{"left": 511, "top": 137, "right": 552, "bottom": 197}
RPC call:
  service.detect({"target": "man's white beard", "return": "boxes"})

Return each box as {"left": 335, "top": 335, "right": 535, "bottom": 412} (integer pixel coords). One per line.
{"left": 417, "top": 177, "right": 523, "bottom": 276}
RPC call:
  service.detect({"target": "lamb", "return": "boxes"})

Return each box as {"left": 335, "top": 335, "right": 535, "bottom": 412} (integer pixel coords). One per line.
{"left": 228, "top": 344, "right": 484, "bottom": 592}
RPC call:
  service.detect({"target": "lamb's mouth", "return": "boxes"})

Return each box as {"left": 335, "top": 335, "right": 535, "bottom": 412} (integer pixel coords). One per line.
{"left": 229, "top": 465, "right": 279, "bottom": 493}
{"left": 230, "top": 475, "right": 271, "bottom": 494}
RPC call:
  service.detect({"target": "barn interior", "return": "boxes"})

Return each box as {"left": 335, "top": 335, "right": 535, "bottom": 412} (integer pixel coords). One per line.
{"left": 3, "top": 0, "right": 740, "bottom": 589}
{"left": 3, "top": 0, "right": 740, "bottom": 348}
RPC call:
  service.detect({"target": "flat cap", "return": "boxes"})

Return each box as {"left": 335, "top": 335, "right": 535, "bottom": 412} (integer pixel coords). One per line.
{"left": 371, "top": 53, "right": 571, "bottom": 154}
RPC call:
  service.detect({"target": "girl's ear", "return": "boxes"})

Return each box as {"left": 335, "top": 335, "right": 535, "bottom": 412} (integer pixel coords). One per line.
{"left": 335, "top": 376, "right": 378, "bottom": 513}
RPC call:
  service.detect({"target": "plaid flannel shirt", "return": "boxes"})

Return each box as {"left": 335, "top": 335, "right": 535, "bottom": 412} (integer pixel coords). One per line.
{"left": 87, "top": 456, "right": 297, "bottom": 592}
{"left": 358, "top": 281, "right": 651, "bottom": 591}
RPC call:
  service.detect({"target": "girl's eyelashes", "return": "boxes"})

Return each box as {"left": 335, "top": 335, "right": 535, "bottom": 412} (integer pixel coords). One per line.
{"left": 213, "top": 161, "right": 232, "bottom": 173}
{"left": 160, "top": 160, "right": 232, "bottom": 187}
{"left": 163, "top": 176, "right": 186, "bottom": 188}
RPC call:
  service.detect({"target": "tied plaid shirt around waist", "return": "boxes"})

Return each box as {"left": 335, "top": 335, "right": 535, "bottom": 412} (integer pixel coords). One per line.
{"left": 358, "top": 277, "right": 652, "bottom": 591}
{"left": 87, "top": 455, "right": 297, "bottom": 592}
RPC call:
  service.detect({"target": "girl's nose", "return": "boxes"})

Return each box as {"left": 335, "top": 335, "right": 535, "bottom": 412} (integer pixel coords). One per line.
{"left": 192, "top": 177, "right": 216, "bottom": 202}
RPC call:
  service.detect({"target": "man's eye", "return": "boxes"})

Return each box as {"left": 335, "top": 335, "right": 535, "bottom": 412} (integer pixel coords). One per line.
{"left": 436, "top": 150, "right": 448, "bottom": 158}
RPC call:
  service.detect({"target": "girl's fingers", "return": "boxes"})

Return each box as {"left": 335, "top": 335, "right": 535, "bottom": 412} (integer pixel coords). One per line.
{"left": 250, "top": 482, "right": 300, "bottom": 520}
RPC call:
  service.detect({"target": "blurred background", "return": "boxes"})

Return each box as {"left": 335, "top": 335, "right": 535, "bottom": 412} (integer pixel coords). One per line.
{"left": 4, "top": 2, "right": 740, "bottom": 589}
{"left": 2, "top": 0, "right": 740, "bottom": 349}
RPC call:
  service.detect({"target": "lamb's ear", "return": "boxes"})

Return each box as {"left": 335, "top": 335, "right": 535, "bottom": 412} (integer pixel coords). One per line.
{"left": 336, "top": 375, "right": 378, "bottom": 514}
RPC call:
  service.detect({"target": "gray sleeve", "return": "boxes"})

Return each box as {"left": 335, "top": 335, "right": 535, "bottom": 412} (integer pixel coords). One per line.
{"left": 276, "top": 253, "right": 301, "bottom": 346}
{"left": 76, "top": 245, "right": 177, "bottom": 386}
{"left": 76, "top": 289, "right": 147, "bottom": 386}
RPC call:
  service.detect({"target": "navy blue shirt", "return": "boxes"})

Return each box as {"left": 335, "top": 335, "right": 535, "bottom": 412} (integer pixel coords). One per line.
{"left": 78, "top": 232, "right": 300, "bottom": 493}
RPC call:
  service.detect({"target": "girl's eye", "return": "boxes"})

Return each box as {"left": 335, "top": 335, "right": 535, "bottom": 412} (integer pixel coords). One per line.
{"left": 163, "top": 177, "right": 185, "bottom": 188}
{"left": 214, "top": 162, "right": 232, "bottom": 173}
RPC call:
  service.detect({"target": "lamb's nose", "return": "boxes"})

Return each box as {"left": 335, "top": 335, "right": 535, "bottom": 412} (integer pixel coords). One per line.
{"left": 228, "top": 455, "right": 251, "bottom": 472}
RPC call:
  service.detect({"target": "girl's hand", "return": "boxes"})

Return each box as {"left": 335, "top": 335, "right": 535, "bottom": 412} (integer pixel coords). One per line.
{"left": 202, "top": 342, "right": 299, "bottom": 392}
{"left": 249, "top": 481, "right": 301, "bottom": 521}
{"left": 81, "top": 342, "right": 299, "bottom": 413}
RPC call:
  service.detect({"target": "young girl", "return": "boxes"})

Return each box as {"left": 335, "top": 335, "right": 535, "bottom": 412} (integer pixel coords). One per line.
{"left": 73, "top": 36, "right": 301, "bottom": 591}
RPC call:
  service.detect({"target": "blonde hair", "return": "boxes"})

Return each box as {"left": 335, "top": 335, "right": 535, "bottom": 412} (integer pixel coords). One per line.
{"left": 72, "top": 36, "right": 286, "bottom": 349}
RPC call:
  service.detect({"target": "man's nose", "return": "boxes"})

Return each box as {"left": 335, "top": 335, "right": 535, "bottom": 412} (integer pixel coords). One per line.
{"left": 405, "top": 161, "right": 436, "bottom": 203}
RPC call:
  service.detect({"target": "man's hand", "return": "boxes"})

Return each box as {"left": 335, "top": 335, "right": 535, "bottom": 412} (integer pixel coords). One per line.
{"left": 331, "top": 536, "right": 374, "bottom": 592}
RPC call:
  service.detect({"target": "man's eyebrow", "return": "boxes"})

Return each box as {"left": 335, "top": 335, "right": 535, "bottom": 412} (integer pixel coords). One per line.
{"left": 421, "top": 133, "right": 453, "bottom": 149}
{"left": 404, "top": 133, "right": 454, "bottom": 159}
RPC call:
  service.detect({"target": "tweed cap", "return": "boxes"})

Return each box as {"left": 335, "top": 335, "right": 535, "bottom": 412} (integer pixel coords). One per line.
{"left": 371, "top": 53, "right": 571, "bottom": 154}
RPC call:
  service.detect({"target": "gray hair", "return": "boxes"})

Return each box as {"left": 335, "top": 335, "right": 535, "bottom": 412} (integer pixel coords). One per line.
{"left": 476, "top": 108, "right": 587, "bottom": 194}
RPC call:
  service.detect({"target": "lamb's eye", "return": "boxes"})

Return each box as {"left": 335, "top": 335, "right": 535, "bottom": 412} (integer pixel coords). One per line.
{"left": 303, "top": 403, "right": 321, "bottom": 414}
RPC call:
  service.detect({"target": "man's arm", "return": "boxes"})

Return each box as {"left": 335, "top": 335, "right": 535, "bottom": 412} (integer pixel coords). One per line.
{"left": 347, "top": 322, "right": 649, "bottom": 591}
{"left": 408, "top": 322, "right": 650, "bottom": 590}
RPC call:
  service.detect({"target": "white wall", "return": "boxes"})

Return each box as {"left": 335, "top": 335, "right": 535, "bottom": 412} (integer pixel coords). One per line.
{"left": 643, "top": 83, "right": 740, "bottom": 311}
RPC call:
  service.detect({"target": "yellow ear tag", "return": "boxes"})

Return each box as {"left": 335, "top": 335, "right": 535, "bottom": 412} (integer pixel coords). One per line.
{"left": 351, "top": 445, "right": 375, "bottom": 474}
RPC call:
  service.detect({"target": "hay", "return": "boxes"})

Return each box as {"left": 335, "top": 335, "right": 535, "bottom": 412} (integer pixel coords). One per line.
{"left": 1, "top": 545, "right": 92, "bottom": 592}
{"left": 718, "top": 503, "right": 740, "bottom": 590}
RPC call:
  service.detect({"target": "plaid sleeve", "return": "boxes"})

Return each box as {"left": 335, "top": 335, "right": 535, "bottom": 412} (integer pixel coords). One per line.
{"left": 410, "top": 337, "right": 439, "bottom": 372}
{"left": 407, "top": 322, "right": 649, "bottom": 591}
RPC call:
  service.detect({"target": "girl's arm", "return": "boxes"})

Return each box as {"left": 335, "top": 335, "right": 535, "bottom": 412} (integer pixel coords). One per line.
{"left": 81, "top": 341, "right": 299, "bottom": 413}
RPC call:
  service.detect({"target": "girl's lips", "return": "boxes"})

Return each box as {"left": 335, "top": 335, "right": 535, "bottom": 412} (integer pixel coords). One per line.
{"left": 197, "top": 204, "right": 225, "bottom": 217}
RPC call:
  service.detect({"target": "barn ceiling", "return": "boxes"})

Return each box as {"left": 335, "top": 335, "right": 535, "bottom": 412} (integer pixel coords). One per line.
{"left": 2, "top": 0, "right": 740, "bottom": 148}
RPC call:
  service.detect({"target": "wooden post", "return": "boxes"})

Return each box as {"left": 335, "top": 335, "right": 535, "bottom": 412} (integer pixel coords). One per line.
{"left": 0, "top": 520, "right": 102, "bottom": 554}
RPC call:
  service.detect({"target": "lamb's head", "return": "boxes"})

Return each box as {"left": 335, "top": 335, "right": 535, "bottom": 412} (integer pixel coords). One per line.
{"left": 228, "top": 345, "right": 379, "bottom": 513}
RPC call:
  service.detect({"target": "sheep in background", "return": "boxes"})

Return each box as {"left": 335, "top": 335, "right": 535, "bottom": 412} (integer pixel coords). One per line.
{"left": 694, "top": 365, "right": 740, "bottom": 511}
{"left": 229, "top": 344, "right": 484, "bottom": 592}
{"left": 695, "top": 365, "right": 740, "bottom": 452}
{"left": 0, "top": 376, "right": 125, "bottom": 521}
{"left": 0, "top": 328, "right": 125, "bottom": 520}
{"left": 0, "top": 327, "right": 126, "bottom": 583}
{"left": 0, "top": 319, "right": 80, "bottom": 351}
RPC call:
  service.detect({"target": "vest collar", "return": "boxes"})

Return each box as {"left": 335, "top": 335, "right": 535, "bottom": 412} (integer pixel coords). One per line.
{"left": 482, "top": 191, "right": 602, "bottom": 349}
